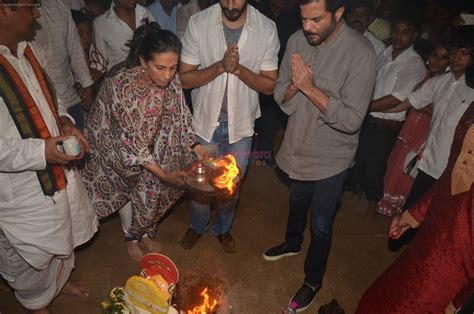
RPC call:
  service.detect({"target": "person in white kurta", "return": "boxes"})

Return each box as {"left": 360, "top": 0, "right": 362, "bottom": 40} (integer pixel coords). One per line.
{"left": 0, "top": 2, "right": 97, "bottom": 312}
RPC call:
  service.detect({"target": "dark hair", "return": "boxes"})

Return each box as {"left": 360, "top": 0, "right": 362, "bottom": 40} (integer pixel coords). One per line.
{"left": 85, "top": 0, "right": 111, "bottom": 11}
{"left": 449, "top": 26, "right": 474, "bottom": 51}
{"left": 71, "top": 9, "right": 94, "bottom": 26}
{"left": 430, "top": 40, "right": 450, "bottom": 52}
{"left": 299, "top": 0, "right": 345, "bottom": 13}
{"left": 126, "top": 21, "right": 181, "bottom": 66}
{"left": 348, "top": 0, "right": 374, "bottom": 16}
{"left": 392, "top": 12, "right": 422, "bottom": 33}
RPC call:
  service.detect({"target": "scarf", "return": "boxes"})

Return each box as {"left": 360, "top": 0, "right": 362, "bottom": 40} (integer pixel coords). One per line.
{"left": 0, "top": 44, "right": 66, "bottom": 196}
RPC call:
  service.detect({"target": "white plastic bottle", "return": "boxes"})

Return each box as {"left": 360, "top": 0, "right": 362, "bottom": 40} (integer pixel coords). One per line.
{"left": 62, "top": 135, "right": 81, "bottom": 156}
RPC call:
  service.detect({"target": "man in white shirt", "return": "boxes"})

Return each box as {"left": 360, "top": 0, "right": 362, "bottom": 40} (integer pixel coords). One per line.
{"left": 35, "top": 0, "right": 94, "bottom": 131}
{"left": 91, "top": 0, "right": 154, "bottom": 71}
{"left": 0, "top": 1, "right": 97, "bottom": 312}
{"left": 386, "top": 26, "right": 473, "bottom": 210}
{"left": 147, "top": 0, "right": 180, "bottom": 33}
{"left": 346, "top": 0, "right": 385, "bottom": 57}
{"left": 346, "top": 14, "right": 426, "bottom": 212}
{"left": 179, "top": 0, "right": 279, "bottom": 253}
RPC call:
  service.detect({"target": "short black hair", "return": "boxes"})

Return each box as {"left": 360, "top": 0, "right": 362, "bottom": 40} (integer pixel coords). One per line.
{"left": 348, "top": 0, "right": 374, "bottom": 16}
{"left": 71, "top": 9, "right": 94, "bottom": 26}
{"left": 299, "top": 0, "right": 345, "bottom": 13}
{"left": 391, "top": 11, "right": 422, "bottom": 33}
{"left": 450, "top": 26, "right": 474, "bottom": 51}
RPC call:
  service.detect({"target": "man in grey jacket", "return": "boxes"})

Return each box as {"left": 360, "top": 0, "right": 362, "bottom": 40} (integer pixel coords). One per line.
{"left": 263, "top": 0, "right": 376, "bottom": 311}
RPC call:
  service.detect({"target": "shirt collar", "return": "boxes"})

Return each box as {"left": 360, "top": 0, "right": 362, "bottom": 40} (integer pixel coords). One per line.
{"left": 317, "top": 21, "right": 347, "bottom": 51}
{"left": 209, "top": 3, "right": 256, "bottom": 29}
{"left": 106, "top": 4, "right": 146, "bottom": 21}
{"left": 383, "top": 45, "right": 416, "bottom": 62}
{"left": 455, "top": 73, "right": 465, "bottom": 82}
{"left": 0, "top": 41, "right": 27, "bottom": 58}
{"left": 105, "top": 4, "right": 118, "bottom": 20}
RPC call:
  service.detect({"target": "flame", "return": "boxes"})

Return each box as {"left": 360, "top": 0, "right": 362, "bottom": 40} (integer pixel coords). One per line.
{"left": 212, "top": 154, "right": 239, "bottom": 194}
{"left": 187, "top": 287, "right": 217, "bottom": 314}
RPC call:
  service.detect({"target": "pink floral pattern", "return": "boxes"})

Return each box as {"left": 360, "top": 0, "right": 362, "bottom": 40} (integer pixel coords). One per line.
{"left": 82, "top": 66, "right": 196, "bottom": 239}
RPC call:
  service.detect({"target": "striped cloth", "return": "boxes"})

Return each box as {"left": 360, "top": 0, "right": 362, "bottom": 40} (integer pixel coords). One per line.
{"left": 0, "top": 44, "right": 66, "bottom": 196}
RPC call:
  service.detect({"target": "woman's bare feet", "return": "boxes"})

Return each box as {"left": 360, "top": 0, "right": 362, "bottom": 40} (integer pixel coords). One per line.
{"left": 61, "top": 281, "right": 90, "bottom": 297}
{"left": 141, "top": 235, "right": 162, "bottom": 253}
{"left": 126, "top": 241, "right": 144, "bottom": 262}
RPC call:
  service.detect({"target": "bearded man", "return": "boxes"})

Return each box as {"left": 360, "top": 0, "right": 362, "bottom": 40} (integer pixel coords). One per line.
{"left": 179, "top": 0, "right": 279, "bottom": 253}
{"left": 262, "top": 0, "right": 376, "bottom": 311}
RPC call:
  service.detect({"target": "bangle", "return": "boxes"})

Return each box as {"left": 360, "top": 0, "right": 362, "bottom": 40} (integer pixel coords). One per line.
{"left": 190, "top": 142, "right": 200, "bottom": 150}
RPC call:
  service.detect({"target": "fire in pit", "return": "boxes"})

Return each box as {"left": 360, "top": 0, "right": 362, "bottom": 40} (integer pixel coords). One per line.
{"left": 187, "top": 287, "right": 217, "bottom": 314}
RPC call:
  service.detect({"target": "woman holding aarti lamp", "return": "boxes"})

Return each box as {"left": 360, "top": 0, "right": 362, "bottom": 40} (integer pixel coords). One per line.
{"left": 82, "top": 22, "right": 207, "bottom": 261}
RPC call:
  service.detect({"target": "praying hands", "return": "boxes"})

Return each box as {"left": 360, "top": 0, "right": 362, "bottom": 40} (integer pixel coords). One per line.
{"left": 291, "top": 53, "right": 314, "bottom": 93}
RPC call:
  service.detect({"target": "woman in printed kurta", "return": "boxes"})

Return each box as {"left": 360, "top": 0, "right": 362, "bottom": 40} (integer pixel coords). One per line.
{"left": 82, "top": 24, "right": 204, "bottom": 261}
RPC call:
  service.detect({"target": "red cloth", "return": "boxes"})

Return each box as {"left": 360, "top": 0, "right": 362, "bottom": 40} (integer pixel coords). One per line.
{"left": 356, "top": 104, "right": 474, "bottom": 314}
{"left": 377, "top": 109, "right": 431, "bottom": 216}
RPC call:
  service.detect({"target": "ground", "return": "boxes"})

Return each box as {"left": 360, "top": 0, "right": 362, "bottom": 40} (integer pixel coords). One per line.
{"left": 0, "top": 164, "right": 402, "bottom": 314}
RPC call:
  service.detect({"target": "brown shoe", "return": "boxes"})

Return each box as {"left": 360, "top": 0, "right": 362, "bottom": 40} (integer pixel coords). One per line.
{"left": 181, "top": 228, "right": 201, "bottom": 250}
{"left": 216, "top": 232, "right": 236, "bottom": 254}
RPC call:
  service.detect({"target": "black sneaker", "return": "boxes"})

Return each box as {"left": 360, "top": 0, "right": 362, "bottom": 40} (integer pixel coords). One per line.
{"left": 290, "top": 283, "right": 321, "bottom": 312}
{"left": 263, "top": 243, "right": 301, "bottom": 261}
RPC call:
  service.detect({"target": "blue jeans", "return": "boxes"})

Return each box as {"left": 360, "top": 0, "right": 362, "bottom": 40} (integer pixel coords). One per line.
{"left": 284, "top": 169, "right": 348, "bottom": 286}
{"left": 67, "top": 103, "right": 85, "bottom": 132}
{"left": 189, "top": 122, "right": 252, "bottom": 235}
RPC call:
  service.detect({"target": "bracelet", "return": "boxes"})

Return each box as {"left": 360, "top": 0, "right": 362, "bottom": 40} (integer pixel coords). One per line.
{"left": 190, "top": 141, "right": 200, "bottom": 150}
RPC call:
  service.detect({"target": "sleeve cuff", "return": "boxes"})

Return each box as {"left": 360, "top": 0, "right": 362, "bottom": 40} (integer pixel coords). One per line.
{"left": 260, "top": 64, "right": 279, "bottom": 72}
{"left": 59, "top": 113, "right": 76, "bottom": 126}
{"left": 180, "top": 55, "right": 200, "bottom": 66}
{"left": 79, "top": 78, "right": 94, "bottom": 89}
{"left": 321, "top": 96, "right": 339, "bottom": 122}
{"left": 408, "top": 93, "right": 423, "bottom": 110}
{"left": 404, "top": 210, "right": 421, "bottom": 228}
{"left": 31, "top": 138, "right": 47, "bottom": 171}
{"left": 391, "top": 91, "right": 408, "bottom": 102}
{"left": 140, "top": 154, "right": 155, "bottom": 165}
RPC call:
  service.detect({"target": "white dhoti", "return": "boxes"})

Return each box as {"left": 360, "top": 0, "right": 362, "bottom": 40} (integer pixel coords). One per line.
{"left": 0, "top": 168, "right": 98, "bottom": 310}
{"left": 0, "top": 231, "right": 75, "bottom": 310}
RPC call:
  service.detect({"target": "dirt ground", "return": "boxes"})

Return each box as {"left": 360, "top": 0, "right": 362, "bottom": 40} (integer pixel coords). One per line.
{"left": 0, "top": 164, "right": 402, "bottom": 314}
